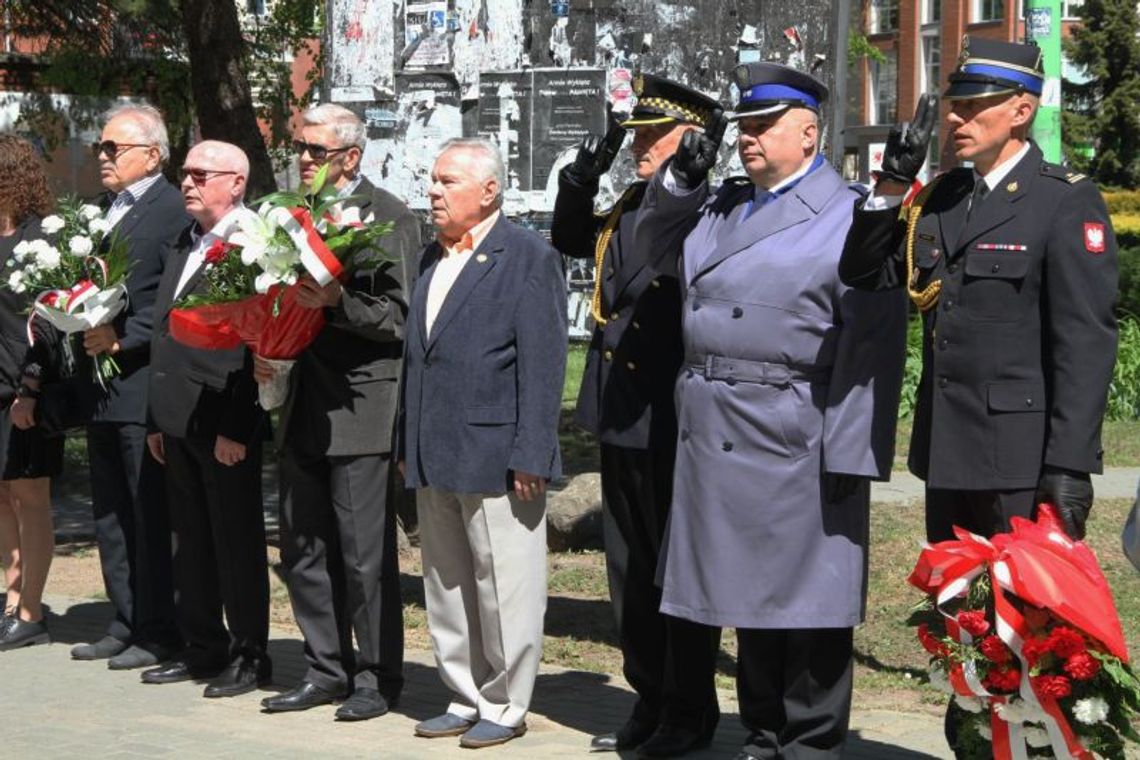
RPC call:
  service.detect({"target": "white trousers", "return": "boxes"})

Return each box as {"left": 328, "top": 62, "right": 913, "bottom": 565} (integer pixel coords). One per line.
{"left": 416, "top": 486, "right": 548, "bottom": 727}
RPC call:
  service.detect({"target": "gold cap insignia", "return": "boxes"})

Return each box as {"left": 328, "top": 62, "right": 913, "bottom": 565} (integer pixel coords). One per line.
{"left": 633, "top": 74, "right": 645, "bottom": 96}
{"left": 958, "top": 35, "right": 971, "bottom": 67}
{"left": 1006, "top": 180, "right": 1018, "bottom": 193}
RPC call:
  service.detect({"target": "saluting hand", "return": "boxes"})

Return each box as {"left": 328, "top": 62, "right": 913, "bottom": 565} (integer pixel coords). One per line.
{"left": 562, "top": 122, "right": 627, "bottom": 186}
{"left": 878, "top": 94, "right": 939, "bottom": 186}
{"left": 673, "top": 108, "right": 728, "bottom": 188}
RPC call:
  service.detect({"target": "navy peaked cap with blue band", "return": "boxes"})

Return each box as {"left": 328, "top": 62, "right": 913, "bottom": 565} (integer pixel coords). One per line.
{"left": 729, "top": 62, "right": 828, "bottom": 121}
{"left": 945, "top": 36, "right": 1045, "bottom": 99}
{"left": 620, "top": 74, "right": 722, "bottom": 128}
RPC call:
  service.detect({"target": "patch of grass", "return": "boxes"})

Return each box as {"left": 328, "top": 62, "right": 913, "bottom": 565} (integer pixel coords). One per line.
{"left": 564, "top": 342, "right": 588, "bottom": 409}
{"left": 548, "top": 552, "right": 609, "bottom": 596}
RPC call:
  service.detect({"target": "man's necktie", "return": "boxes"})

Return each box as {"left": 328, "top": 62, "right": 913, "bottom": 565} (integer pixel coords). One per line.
{"left": 967, "top": 180, "right": 989, "bottom": 221}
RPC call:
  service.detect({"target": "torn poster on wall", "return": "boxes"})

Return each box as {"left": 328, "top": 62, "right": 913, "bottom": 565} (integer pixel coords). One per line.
{"left": 475, "top": 72, "right": 533, "bottom": 216}
{"left": 404, "top": 1, "right": 450, "bottom": 68}
{"left": 531, "top": 68, "right": 607, "bottom": 212}
{"left": 359, "top": 72, "right": 462, "bottom": 210}
{"left": 329, "top": 0, "right": 395, "bottom": 101}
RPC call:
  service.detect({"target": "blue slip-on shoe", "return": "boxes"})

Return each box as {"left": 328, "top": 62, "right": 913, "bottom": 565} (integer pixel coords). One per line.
{"left": 414, "top": 713, "right": 476, "bottom": 738}
{"left": 459, "top": 719, "right": 528, "bottom": 749}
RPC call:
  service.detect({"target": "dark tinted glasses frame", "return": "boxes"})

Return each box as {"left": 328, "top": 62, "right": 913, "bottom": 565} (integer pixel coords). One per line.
{"left": 291, "top": 140, "right": 351, "bottom": 162}
{"left": 178, "top": 168, "right": 239, "bottom": 184}
{"left": 92, "top": 140, "right": 153, "bottom": 159}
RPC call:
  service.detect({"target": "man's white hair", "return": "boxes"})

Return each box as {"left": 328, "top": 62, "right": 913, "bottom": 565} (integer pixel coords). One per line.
{"left": 439, "top": 137, "right": 505, "bottom": 204}
{"left": 102, "top": 103, "right": 170, "bottom": 164}
{"left": 302, "top": 103, "right": 366, "bottom": 150}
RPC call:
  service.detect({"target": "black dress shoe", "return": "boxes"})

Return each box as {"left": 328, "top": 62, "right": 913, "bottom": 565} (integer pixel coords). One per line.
{"left": 260, "top": 681, "right": 342, "bottom": 712}
{"left": 204, "top": 657, "right": 271, "bottom": 698}
{"left": 591, "top": 718, "right": 657, "bottom": 751}
{"left": 637, "top": 725, "right": 714, "bottom": 758}
{"left": 0, "top": 617, "right": 50, "bottom": 651}
{"left": 334, "top": 687, "right": 389, "bottom": 721}
{"left": 141, "top": 660, "right": 196, "bottom": 684}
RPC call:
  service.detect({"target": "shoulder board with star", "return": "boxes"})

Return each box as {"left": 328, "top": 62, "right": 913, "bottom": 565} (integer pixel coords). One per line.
{"left": 1040, "top": 162, "right": 1088, "bottom": 185}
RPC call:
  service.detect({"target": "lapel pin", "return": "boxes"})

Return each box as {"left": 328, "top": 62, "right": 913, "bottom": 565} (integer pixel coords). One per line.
{"left": 476, "top": 253, "right": 488, "bottom": 263}
{"left": 1006, "top": 181, "right": 1018, "bottom": 193}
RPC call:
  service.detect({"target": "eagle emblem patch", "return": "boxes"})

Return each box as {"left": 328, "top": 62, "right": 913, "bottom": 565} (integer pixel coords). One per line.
{"left": 1084, "top": 222, "right": 1106, "bottom": 254}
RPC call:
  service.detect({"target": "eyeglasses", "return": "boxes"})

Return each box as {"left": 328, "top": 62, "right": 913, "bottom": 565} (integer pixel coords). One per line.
{"left": 179, "top": 167, "right": 238, "bottom": 184}
{"left": 92, "top": 140, "right": 153, "bottom": 160}
{"left": 291, "top": 140, "right": 350, "bottom": 162}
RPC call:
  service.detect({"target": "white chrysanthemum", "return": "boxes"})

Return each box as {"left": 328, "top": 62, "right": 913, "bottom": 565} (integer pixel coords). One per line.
{"left": 1073, "top": 697, "right": 1109, "bottom": 725}
{"left": 88, "top": 218, "right": 111, "bottom": 236}
{"left": 954, "top": 695, "right": 986, "bottom": 714}
{"left": 928, "top": 667, "right": 954, "bottom": 694}
{"left": 36, "top": 245, "right": 61, "bottom": 269}
{"left": 1023, "top": 725, "right": 1051, "bottom": 747}
{"left": 41, "top": 215, "right": 65, "bottom": 234}
{"left": 7, "top": 270, "right": 25, "bottom": 293}
{"left": 69, "top": 235, "right": 94, "bottom": 257}
{"left": 995, "top": 698, "right": 1048, "bottom": 725}
{"left": 12, "top": 240, "right": 31, "bottom": 262}
{"left": 79, "top": 204, "right": 102, "bottom": 221}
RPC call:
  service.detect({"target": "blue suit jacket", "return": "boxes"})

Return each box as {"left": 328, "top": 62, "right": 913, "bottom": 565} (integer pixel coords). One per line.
{"left": 399, "top": 215, "right": 567, "bottom": 494}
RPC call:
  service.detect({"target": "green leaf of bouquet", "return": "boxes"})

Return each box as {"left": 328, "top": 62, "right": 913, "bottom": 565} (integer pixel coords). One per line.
{"left": 253, "top": 191, "right": 306, "bottom": 208}
{"left": 307, "top": 163, "right": 330, "bottom": 197}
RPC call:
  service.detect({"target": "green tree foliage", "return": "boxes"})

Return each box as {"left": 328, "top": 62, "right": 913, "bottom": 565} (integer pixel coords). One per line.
{"left": 1064, "top": 0, "right": 1140, "bottom": 186}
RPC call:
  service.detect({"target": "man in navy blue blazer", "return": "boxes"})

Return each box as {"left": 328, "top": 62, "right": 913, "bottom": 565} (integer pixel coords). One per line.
{"left": 398, "top": 137, "right": 567, "bottom": 750}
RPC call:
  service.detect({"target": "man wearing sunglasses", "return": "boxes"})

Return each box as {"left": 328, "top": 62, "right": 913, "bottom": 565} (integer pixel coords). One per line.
{"left": 49, "top": 104, "right": 188, "bottom": 671}
{"left": 258, "top": 104, "right": 420, "bottom": 721}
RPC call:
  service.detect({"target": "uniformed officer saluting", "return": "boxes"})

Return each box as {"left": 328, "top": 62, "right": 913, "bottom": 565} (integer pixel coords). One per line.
{"left": 551, "top": 74, "right": 724, "bottom": 757}
{"left": 840, "top": 37, "right": 1119, "bottom": 544}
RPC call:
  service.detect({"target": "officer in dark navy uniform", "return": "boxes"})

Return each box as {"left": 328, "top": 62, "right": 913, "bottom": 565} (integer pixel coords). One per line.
{"left": 840, "top": 37, "right": 1118, "bottom": 548}
{"left": 551, "top": 74, "right": 724, "bottom": 756}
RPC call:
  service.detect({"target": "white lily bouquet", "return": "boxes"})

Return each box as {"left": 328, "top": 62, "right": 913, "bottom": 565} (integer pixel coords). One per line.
{"left": 4, "top": 197, "right": 131, "bottom": 383}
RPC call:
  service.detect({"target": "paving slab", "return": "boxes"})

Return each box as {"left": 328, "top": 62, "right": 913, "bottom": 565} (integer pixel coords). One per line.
{"left": 0, "top": 595, "right": 952, "bottom": 759}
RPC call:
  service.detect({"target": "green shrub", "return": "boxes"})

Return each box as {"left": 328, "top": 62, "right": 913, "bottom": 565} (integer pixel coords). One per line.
{"left": 898, "top": 314, "right": 923, "bottom": 419}
{"left": 1108, "top": 317, "right": 1140, "bottom": 421}
{"left": 1103, "top": 190, "right": 1140, "bottom": 215}
{"left": 1119, "top": 246, "right": 1140, "bottom": 319}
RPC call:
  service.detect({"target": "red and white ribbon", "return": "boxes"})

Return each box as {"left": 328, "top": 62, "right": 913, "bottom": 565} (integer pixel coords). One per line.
{"left": 269, "top": 207, "right": 344, "bottom": 286}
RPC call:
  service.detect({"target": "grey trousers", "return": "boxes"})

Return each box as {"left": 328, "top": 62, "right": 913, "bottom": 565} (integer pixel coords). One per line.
{"left": 416, "top": 486, "right": 547, "bottom": 727}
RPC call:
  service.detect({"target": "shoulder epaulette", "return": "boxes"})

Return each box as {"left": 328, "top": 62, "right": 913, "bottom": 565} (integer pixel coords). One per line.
{"left": 1040, "top": 162, "right": 1087, "bottom": 184}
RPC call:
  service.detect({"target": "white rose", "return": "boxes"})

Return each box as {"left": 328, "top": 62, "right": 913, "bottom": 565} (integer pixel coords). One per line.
{"left": 88, "top": 218, "right": 111, "bottom": 235}
{"left": 1072, "top": 696, "right": 1109, "bottom": 725}
{"left": 1023, "top": 725, "right": 1051, "bottom": 747}
{"left": 80, "top": 204, "right": 102, "bottom": 221}
{"left": 41, "top": 215, "right": 65, "bottom": 234}
{"left": 7, "top": 270, "right": 25, "bottom": 293}
{"left": 69, "top": 235, "right": 94, "bottom": 257}
{"left": 954, "top": 695, "right": 986, "bottom": 714}
{"left": 36, "top": 245, "right": 61, "bottom": 269}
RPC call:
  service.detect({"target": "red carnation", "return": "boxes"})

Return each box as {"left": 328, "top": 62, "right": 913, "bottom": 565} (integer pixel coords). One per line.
{"left": 918, "top": 623, "right": 951, "bottom": 657}
{"left": 1032, "top": 674, "right": 1072, "bottom": 699}
{"left": 205, "top": 240, "right": 234, "bottom": 265}
{"left": 982, "top": 665, "right": 1021, "bottom": 693}
{"left": 1063, "top": 651, "right": 1101, "bottom": 681}
{"left": 1021, "top": 636, "right": 1053, "bottom": 667}
{"left": 1048, "top": 627, "right": 1086, "bottom": 659}
{"left": 1023, "top": 605, "right": 1052, "bottom": 631}
{"left": 956, "top": 610, "right": 990, "bottom": 637}
{"left": 979, "top": 635, "right": 1012, "bottom": 665}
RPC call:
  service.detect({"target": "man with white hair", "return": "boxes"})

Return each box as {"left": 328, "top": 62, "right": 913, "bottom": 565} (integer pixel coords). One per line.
{"left": 50, "top": 103, "right": 187, "bottom": 670}
{"left": 258, "top": 104, "right": 420, "bottom": 720}
{"left": 140, "top": 141, "right": 269, "bottom": 697}
{"left": 398, "top": 138, "right": 567, "bottom": 749}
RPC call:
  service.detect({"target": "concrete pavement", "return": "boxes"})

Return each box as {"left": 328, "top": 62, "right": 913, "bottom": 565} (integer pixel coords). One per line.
{"left": 0, "top": 595, "right": 952, "bottom": 759}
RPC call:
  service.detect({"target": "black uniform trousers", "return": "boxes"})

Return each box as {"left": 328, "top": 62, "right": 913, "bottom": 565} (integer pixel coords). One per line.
{"left": 600, "top": 443, "right": 720, "bottom": 731}
{"left": 163, "top": 434, "right": 268, "bottom": 665}
{"left": 736, "top": 627, "right": 854, "bottom": 760}
{"left": 279, "top": 447, "right": 403, "bottom": 697}
{"left": 925, "top": 487, "right": 1037, "bottom": 543}
{"left": 87, "top": 421, "right": 179, "bottom": 647}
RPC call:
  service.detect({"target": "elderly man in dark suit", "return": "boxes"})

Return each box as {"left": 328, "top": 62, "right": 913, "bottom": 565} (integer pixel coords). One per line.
{"left": 141, "top": 140, "right": 269, "bottom": 698}
{"left": 258, "top": 104, "right": 420, "bottom": 721}
{"left": 55, "top": 104, "right": 186, "bottom": 670}
{"left": 399, "top": 137, "right": 566, "bottom": 750}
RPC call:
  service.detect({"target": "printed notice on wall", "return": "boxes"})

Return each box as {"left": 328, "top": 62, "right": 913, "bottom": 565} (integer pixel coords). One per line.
{"left": 531, "top": 69, "right": 607, "bottom": 212}
{"left": 475, "top": 72, "right": 534, "bottom": 215}
{"left": 329, "top": 0, "right": 395, "bottom": 101}
{"left": 404, "top": 1, "right": 450, "bottom": 68}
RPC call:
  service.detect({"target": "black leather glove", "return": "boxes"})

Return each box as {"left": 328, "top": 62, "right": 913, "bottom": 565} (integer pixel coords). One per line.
{"left": 561, "top": 122, "right": 627, "bottom": 188}
{"left": 672, "top": 108, "right": 727, "bottom": 188}
{"left": 878, "top": 93, "right": 938, "bottom": 185}
{"left": 824, "top": 473, "right": 866, "bottom": 503}
{"left": 1035, "top": 467, "right": 1094, "bottom": 540}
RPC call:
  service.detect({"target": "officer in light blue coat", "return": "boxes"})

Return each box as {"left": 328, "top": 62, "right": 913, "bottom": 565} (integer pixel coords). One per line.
{"left": 637, "top": 63, "right": 907, "bottom": 759}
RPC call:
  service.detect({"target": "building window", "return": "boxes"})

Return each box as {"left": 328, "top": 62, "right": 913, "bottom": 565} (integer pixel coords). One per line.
{"left": 973, "top": 0, "right": 1004, "bottom": 22}
{"left": 868, "top": 0, "right": 900, "bottom": 34}
{"left": 870, "top": 49, "right": 898, "bottom": 124}
{"left": 920, "top": 30, "right": 941, "bottom": 94}
{"left": 1062, "top": 0, "right": 1084, "bottom": 18}
{"left": 921, "top": 0, "right": 942, "bottom": 24}
{"left": 247, "top": 0, "right": 267, "bottom": 16}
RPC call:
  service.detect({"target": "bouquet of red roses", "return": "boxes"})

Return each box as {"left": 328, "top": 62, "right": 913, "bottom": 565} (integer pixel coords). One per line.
{"left": 169, "top": 165, "right": 392, "bottom": 408}
{"left": 908, "top": 505, "right": 1140, "bottom": 759}
{"left": 3, "top": 197, "right": 132, "bottom": 384}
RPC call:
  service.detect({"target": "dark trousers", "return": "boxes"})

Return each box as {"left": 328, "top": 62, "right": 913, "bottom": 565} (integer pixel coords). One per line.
{"left": 279, "top": 447, "right": 403, "bottom": 696}
{"left": 600, "top": 443, "right": 720, "bottom": 731}
{"left": 737, "top": 627, "right": 854, "bottom": 760}
{"left": 925, "top": 487, "right": 1037, "bottom": 542}
{"left": 164, "top": 434, "right": 268, "bottom": 664}
{"left": 87, "top": 421, "right": 178, "bottom": 646}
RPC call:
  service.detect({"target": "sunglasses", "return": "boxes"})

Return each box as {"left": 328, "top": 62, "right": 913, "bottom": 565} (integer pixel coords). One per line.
{"left": 92, "top": 140, "right": 153, "bottom": 159}
{"left": 291, "top": 140, "right": 350, "bottom": 162}
{"left": 179, "top": 167, "right": 239, "bottom": 184}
